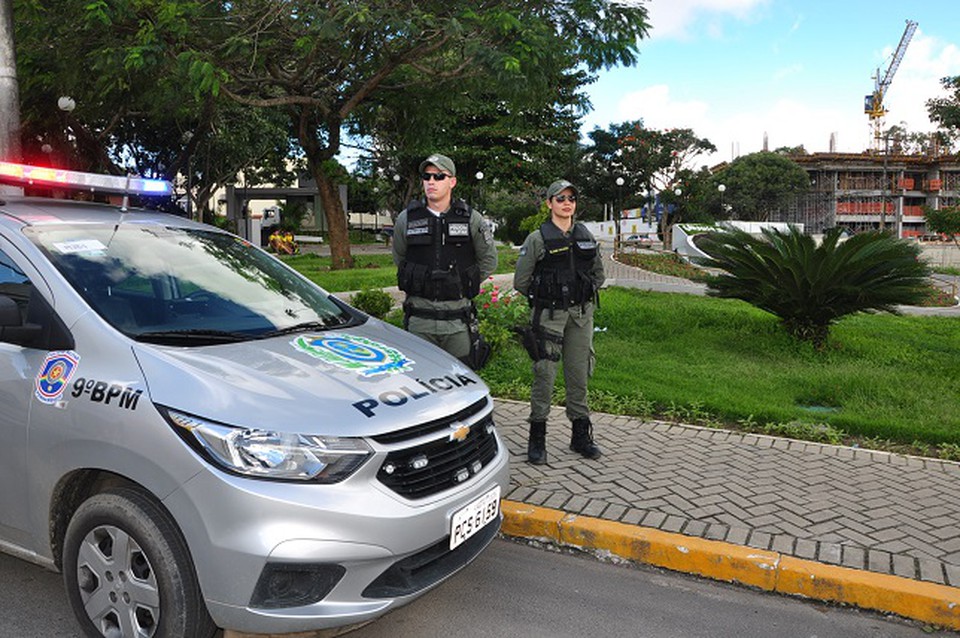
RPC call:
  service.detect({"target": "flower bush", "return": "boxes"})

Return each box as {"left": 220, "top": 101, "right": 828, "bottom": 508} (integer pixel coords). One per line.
{"left": 475, "top": 278, "right": 529, "bottom": 353}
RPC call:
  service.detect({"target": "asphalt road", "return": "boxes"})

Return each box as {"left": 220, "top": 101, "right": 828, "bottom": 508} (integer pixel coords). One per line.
{"left": 0, "top": 538, "right": 948, "bottom": 638}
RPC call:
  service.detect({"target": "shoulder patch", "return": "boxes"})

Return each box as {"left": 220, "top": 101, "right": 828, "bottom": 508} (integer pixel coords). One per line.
{"left": 481, "top": 222, "right": 494, "bottom": 243}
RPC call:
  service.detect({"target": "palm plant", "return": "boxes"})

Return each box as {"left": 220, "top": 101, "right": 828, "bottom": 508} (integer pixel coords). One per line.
{"left": 697, "top": 226, "right": 930, "bottom": 349}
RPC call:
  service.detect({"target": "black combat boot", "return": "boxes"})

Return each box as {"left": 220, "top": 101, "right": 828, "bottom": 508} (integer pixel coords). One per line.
{"left": 570, "top": 418, "right": 602, "bottom": 460}
{"left": 527, "top": 421, "right": 547, "bottom": 465}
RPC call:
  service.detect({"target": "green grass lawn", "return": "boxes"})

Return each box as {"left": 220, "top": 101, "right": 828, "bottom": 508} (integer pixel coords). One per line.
{"left": 480, "top": 288, "right": 960, "bottom": 452}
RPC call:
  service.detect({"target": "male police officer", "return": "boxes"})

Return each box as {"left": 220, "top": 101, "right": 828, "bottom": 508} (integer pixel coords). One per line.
{"left": 514, "top": 179, "right": 605, "bottom": 464}
{"left": 392, "top": 154, "right": 497, "bottom": 369}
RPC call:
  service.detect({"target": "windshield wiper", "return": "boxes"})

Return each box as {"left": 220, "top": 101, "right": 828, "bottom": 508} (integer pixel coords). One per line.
{"left": 134, "top": 329, "right": 254, "bottom": 345}
{"left": 257, "top": 318, "right": 347, "bottom": 339}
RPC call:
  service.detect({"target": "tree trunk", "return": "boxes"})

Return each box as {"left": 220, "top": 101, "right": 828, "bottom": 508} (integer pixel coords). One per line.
{"left": 312, "top": 165, "right": 354, "bottom": 269}
{"left": 0, "top": 0, "right": 21, "bottom": 165}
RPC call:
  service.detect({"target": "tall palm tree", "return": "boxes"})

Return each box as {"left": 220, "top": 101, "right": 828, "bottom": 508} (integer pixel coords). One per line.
{"left": 697, "top": 226, "right": 930, "bottom": 349}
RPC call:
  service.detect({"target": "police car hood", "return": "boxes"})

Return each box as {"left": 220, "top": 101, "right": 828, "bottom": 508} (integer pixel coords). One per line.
{"left": 133, "top": 319, "right": 488, "bottom": 437}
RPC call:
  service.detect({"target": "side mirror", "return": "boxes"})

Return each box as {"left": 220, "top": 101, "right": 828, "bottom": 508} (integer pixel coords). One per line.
{"left": 0, "top": 293, "right": 71, "bottom": 349}
{"left": 0, "top": 295, "right": 21, "bottom": 327}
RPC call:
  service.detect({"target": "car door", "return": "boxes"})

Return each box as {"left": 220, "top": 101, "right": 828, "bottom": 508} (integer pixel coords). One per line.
{"left": 0, "top": 240, "right": 55, "bottom": 549}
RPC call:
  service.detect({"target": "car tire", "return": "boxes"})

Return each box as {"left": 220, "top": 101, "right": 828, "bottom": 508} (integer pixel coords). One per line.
{"left": 62, "top": 487, "right": 217, "bottom": 638}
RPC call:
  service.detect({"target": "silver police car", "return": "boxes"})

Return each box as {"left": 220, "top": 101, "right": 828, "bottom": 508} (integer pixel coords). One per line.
{"left": 0, "top": 163, "right": 508, "bottom": 637}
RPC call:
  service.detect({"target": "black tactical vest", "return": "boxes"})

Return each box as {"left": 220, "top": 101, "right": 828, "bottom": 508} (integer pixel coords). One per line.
{"left": 397, "top": 201, "right": 481, "bottom": 301}
{"left": 530, "top": 221, "right": 598, "bottom": 309}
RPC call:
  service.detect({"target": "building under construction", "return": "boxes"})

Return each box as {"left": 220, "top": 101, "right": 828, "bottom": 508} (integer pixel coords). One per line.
{"left": 777, "top": 151, "right": 960, "bottom": 239}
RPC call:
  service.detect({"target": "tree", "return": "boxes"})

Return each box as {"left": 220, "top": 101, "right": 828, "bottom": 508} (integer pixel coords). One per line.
{"left": 578, "top": 122, "right": 715, "bottom": 245}
{"left": 199, "top": 1, "right": 650, "bottom": 268}
{"left": 12, "top": 0, "right": 294, "bottom": 219}
{"left": 923, "top": 205, "right": 960, "bottom": 248}
{"left": 925, "top": 76, "right": 960, "bottom": 154}
{"left": 928, "top": 76, "right": 960, "bottom": 130}
{"left": 698, "top": 226, "right": 930, "bottom": 349}
{"left": 709, "top": 152, "right": 809, "bottom": 221}
{"left": 0, "top": 0, "right": 20, "bottom": 165}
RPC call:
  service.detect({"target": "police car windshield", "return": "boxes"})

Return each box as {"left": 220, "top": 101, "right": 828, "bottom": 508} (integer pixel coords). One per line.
{"left": 26, "top": 224, "right": 355, "bottom": 343}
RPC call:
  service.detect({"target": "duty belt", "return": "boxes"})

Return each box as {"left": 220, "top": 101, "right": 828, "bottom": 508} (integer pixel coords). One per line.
{"left": 402, "top": 302, "right": 473, "bottom": 322}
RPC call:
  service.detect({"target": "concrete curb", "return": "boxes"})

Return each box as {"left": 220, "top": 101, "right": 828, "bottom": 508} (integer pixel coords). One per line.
{"left": 500, "top": 500, "right": 960, "bottom": 630}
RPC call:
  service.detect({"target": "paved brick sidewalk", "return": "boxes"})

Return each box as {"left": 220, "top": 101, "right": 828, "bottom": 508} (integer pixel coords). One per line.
{"left": 495, "top": 398, "right": 960, "bottom": 587}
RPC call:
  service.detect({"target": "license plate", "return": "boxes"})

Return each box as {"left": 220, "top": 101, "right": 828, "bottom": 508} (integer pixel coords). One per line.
{"left": 449, "top": 485, "right": 501, "bottom": 550}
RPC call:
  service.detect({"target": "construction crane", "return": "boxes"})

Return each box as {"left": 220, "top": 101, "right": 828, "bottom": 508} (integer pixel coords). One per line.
{"left": 865, "top": 19, "right": 918, "bottom": 151}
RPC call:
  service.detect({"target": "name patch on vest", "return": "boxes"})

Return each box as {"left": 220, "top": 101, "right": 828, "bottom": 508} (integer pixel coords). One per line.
{"left": 407, "top": 218, "right": 430, "bottom": 236}
{"left": 448, "top": 223, "right": 469, "bottom": 237}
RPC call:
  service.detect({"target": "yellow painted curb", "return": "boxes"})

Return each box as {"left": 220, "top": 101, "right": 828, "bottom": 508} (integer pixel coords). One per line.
{"left": 500, "top": 500, "right": 564, "bottom": 539}
{"left": 500, "top": 499, "right": 960, "bottom": 630}
{"left": 557, "top": 511, "right": 780, "bottom": 591}
{"left": 777, "top": 555, "right": 960, "bottom": 629}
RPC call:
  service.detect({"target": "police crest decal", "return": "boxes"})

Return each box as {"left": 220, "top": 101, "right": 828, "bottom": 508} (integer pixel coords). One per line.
{"left": 292, "top": 334, "right": 413, "bottom": 377}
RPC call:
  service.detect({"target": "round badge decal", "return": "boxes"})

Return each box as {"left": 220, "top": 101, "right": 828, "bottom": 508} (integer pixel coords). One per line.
{"left": 35, "top": 350, "right": 81, "bottom": 404}
{"left": 292, "top": 334, "right": 413, "bottom": 377}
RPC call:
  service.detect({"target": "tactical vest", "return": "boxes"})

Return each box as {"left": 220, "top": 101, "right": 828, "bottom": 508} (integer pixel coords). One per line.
{"left": 530, "top": 221, "right": 598, "bottom": 309}
{"left": 397, "top": 201, "right": 481, "bottom": 301}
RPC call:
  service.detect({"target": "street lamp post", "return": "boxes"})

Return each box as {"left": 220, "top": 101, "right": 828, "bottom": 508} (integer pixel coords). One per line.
{"left": 181, "top": 131, "right": 194, "bottom": 220}
{"left": 615, "top": 176, "right": 624, "bottom": 253}
{"left": 718, "top": 184, "right": 727, "bottom": 217}
{"left": 392, "top": 173, "right": 402, "bottom": 212}
{"left": 475, "top": 170, "right": 484, "bottom": 211}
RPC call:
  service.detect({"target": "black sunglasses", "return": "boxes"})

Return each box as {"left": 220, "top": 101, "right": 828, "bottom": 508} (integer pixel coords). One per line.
{"left": 421, "top": 173, "right": 450, "bottom": 181}
{"left": 552, "top": 194, "right": 577, "bottom": 203}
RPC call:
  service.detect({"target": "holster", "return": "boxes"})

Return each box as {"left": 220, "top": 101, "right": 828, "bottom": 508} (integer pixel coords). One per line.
{"left": 517, "top": 325, "right": 541, "bottom": 361}
{"left": 460, "top": 304, "right": 491, "bottom": 371}
{"left": 515, "top": 325, "right": 561, "bottom": 362}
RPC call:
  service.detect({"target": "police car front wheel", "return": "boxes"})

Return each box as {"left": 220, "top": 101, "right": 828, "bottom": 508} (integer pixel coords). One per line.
{"left": 62, "top": 487, "right": 217, "bottom": 638}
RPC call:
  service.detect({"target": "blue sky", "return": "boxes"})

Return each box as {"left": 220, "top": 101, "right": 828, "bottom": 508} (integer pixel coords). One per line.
{"left": 583, "top": 0, "right": 960, "bottom": 166}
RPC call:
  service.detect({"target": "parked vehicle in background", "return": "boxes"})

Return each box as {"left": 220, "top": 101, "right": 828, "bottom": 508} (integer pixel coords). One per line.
{"left": 624, "top": 234, "right": 654, "bottom": 248}
{"left": 0, "top": 162, "right": 508, "bottom": 638}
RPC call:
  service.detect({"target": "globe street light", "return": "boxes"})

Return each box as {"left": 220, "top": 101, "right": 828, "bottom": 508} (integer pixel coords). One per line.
{"left": 615, "top": 177, "right": 625, "bottom": 252}
{"left": 392, "top": 173, "right": 403, "bottom": 213}
{"left": 718, "top": 183, "right": 726, "bottom": 216}
{"left": 57, "top": 96, "right": 76, "bottom": 113}
{"left": 475, "top": 171, "right": 484, "bottom": 211}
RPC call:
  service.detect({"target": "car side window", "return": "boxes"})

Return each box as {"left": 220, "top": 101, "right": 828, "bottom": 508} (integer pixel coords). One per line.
{"left": 0, "top": 248, "right": 33, "bottom": 320}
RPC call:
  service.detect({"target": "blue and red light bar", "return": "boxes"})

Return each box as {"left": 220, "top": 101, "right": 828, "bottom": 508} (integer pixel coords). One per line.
{"left": 0, "top": 161, "right": 172, "bottom": 196}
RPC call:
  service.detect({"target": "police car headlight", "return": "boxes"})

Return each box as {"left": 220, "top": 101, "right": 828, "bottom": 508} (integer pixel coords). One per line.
{"left": 162, "top": 408, "right": 372, "bottom": 482}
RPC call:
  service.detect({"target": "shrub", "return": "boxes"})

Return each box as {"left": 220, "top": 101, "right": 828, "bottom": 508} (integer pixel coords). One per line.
{"left": 698, "top": 226, "right": 931, "bottom": 349}
{"left": 349, "top": 288, "right": 393, "bottom": 318}
{"left": 475, "top": 278, "right": 529, "bottom": 353}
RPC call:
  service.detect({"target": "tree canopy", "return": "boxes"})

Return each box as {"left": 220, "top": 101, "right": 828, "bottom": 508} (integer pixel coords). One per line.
{"left": 922, "top": 205, "right": 960, "bottom": 249}
{"left": 188, "top": 1, "right": 650, "bottom": 267}
{"left": 710, "top": 152, "right": 810, "bottom": 222}
{"left": 12, "top": 0, "right": 295, "bottom": 220}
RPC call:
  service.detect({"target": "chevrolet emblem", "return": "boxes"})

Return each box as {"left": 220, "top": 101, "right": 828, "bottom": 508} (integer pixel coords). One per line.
{"left": 449, "top": 422, "right": 470, "bottom": 442}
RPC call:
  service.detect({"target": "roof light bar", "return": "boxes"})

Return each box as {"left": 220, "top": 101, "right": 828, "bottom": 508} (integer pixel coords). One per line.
{"left": 0, "top": 161, "right": 173, "bottom": 197}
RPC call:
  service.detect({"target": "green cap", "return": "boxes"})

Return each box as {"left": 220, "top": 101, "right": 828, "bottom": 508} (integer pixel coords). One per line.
{"left": 546, "top": 179, "right": 578, "bottom": 199}
{"left": 419, "top": 154, "right": 457, "bottom": 177}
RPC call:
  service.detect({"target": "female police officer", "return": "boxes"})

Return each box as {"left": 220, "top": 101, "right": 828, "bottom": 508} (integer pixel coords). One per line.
{"left": 513, "top": 180, "right": 605, "bottom": 465}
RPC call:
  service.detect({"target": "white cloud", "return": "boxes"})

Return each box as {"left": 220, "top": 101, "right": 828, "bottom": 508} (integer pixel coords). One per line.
{"left": 640, "top": 0, "right": 771, "bottom": 40}
{"left": 613, "top": 84, "right": 865, "bottom": 166}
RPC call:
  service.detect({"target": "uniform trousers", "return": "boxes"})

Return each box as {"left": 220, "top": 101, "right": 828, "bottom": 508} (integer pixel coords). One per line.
{"left": 529, "top": 302, "right": 595, "bottom": 423}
